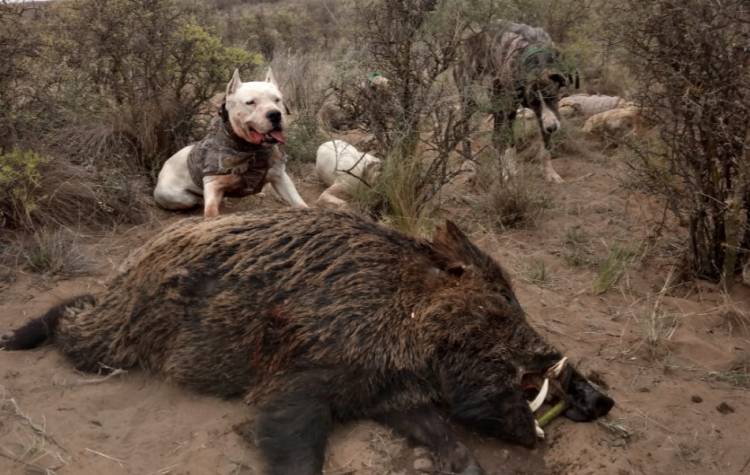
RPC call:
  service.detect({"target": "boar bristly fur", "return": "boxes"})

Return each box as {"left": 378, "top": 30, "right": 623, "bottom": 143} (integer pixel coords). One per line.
{"left": 2, "top": 209, "right": 610, "bottom": 475}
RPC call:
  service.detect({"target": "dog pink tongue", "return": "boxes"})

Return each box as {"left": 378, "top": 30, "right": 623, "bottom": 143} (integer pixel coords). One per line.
{"left": 247, "top": 130, "right": 265, "bottom": 145}
{"left": 269, "top": 130, "right": 286, "bottom": 144}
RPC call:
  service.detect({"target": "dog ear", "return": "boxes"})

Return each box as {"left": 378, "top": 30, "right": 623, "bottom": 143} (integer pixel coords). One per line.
{"left": 227, "top": 68, "right": 242, "bottom": 96}
{"left": 549, "top": 72, "right": 567, "bottom": 88}
{"left": 265, "top": 67, "right": 278, "bottom": 86}
{"left": 219, "top": 102, "right": 229, "bottom": 122}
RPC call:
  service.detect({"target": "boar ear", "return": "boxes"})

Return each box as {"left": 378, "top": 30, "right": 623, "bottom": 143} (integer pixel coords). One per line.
{"left": 433, "top": 220, "right": 472, "bottom": 250}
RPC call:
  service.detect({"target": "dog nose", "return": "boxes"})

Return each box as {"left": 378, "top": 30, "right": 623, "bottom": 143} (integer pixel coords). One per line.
{"left": 266, "top": 110, "right": 282, "bottom": 125}
{"left": 545, "top": 122, "right": 559, "bottom": 134}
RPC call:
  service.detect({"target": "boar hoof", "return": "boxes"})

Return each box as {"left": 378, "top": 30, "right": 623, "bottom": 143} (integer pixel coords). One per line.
{"left": 461, "top": 465, "right": 485, "bottom": 475}
{"left": 448, "top": 443, "right": 485, "bottom": 475}
{"left": 413, "top": 456, "right": 434, "bottom": 472}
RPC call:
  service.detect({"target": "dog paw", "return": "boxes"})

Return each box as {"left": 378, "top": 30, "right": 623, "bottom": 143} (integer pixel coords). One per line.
{"left": 544, "top": 170, "right": 564, "bottom": 183}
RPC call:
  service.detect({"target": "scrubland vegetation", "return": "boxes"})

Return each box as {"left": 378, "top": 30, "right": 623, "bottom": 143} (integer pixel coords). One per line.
{"left": 3, "top": 0, "right": 746, "bottom": 287}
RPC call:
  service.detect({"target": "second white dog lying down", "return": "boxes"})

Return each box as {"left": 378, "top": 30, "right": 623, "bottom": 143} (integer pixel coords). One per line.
{"left": 559, "top": 94, "right": 631, "bottom": 118}
{"left": 582, "top": 106, "right": 641, "bottom": 137}
{"left": 315, "top": 140, "right": 381, "bottom": 208}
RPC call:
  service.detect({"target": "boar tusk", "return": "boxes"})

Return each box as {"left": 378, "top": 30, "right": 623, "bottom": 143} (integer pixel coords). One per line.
{"left": 528, "top": 378, "right": 549, "bottom": 413}
{"left": 535, "top": 420, "right": 545, "bottom": 439}
{"left": 548, "top": 357, "right": 568, "bottom": 378}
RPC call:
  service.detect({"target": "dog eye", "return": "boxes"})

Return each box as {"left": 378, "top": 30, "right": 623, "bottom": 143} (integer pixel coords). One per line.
{"left": 274, "top": 98, "right": 280, "bottom": 103}
{"left": 245, "top": 100, "right": 256, "bottom": 106}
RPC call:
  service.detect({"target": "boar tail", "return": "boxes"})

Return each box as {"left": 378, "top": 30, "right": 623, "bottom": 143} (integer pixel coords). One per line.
{"left": 1, "top": 295, "right": 95, "bottom": 350}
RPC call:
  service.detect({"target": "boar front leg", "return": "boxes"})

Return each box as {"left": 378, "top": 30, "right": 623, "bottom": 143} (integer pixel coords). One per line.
{"left": 253, "top": 371, "right": 334, "bottom": 475}
{"left": 375, "top": 405, "right": 484, "bottom": 475}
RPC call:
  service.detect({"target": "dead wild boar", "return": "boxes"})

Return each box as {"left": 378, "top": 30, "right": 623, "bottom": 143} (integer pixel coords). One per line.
{"left": 1, "top": 209, "right": 614, "bottom": 475}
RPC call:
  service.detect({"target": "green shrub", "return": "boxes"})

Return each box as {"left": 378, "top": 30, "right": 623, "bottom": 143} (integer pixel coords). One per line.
{"left": 0, "top": 149, "right": 150, "bottom": 231}
{"left": 285, "top": 115, "right": 326, "bottom": 168}
{"left": 45, "top": 0, "right": 261, "bottom": 177}
{"left": 0, "top": 149, "right": 49, "bottom": 229}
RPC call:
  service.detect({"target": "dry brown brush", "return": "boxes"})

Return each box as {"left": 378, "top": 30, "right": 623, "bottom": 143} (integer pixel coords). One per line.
{"left": 0, "top": 0, "right": 262, "bottom": 236}
{"left": 336, "top": 0, "right": 485, "bottom": 233}
{"left": 610, "top": 0, "right": 750, "bottom": 284}
{"left": 45, "top": 0, "right": 259, "bottom": 177}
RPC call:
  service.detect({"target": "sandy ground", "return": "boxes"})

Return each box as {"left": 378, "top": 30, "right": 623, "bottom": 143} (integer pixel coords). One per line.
{"left": 1, "top": 128, "right": 749, "bottom": 475}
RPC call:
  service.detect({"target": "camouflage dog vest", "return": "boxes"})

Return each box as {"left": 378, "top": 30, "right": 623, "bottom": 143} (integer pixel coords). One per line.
{"left": 187, "top": 117, "right": 274, "bottom": 197}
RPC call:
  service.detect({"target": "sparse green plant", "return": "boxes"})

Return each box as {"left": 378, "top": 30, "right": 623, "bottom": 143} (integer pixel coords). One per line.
{"left": 348, "top": 175, "right": 385, "bottom": 218}
{"left": 592, "top": 244, "right": 637, "bottom": 294}
{"left": 524, "top": 257, "right": 550, "bottom": 287}
{"left": 562, "top": 225, "right": 595, "bottom": 267}
{"left": 597, "top": 418, "right": 633, "bottom": 442}
{"left": 0, "top": 149, "right": 48, "bottom": 229}
{"left": 284, "top": 115, "right": 327, "bottom": 168}
{"left": 369, "top": 151, "right": 435, "bottom": 236}
{"left": 705, "top": 355, "right": 750, "bottom": 388}
{"left": 706, "top": 369, "right": 750, "bottom": 389}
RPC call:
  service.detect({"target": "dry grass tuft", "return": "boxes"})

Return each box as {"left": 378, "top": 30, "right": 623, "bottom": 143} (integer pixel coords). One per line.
{"left": 0, "top": 149, "right": 151, "bottom": 233}
{"left": 373, "top": 153, "right": 435, "bottom": 237}
{"left": 561, "top": 225, "right": 596, "bottom": 267}
{"left": 2, "top": 227, "right": 89, "bottom": 278}
{"left": 717, "top": 293, "right": 750, "bottom": 336}
{"left": 471, "top": 157, "right": 550, "bottom": 230}
{"left": 523, "top": 257, "right": 551, "bottom": 287}
{"left": 0, "top": 386, "right": 68, "bottom": 474}
{"left": 706, "top": 355, "right": 750, "bottom": 388}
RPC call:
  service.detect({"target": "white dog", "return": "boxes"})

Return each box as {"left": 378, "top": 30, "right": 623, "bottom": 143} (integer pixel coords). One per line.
{"left": 153, "top": 68, "right": 307, "bottom": 218}
{"left": 315, "top": 140, "right": 381, "bottom": 208}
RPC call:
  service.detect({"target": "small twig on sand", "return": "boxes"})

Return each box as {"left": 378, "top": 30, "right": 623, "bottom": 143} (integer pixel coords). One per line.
{"left": 571, "top": 172, "right": 595, "bottom": 182}
{"left": 740, "top": 454, "right": 750, "bottom": 473}
{"left": 150, "top": 463, "right": 180, "bottom": 475}
{"left": 85, "top": 448, "right": 126, "bottom": 467}
{"left": 74, "top": 368, "right": 127, "bottom": 385}
{"left": 0, "top": 450, "right": 44, "bottom": 472}
{"left": 6, "top": 398, "right": 66, "bottom": 451}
